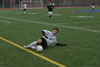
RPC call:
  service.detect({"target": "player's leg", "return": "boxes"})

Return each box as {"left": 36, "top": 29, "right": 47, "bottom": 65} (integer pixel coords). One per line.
{"left": 40, "top": 38, "right": 48, "bottom": 49}
{"left": 92, "top": 6, "right": 95, "bottom": 10}
{"left": 24, "top": 9, "right": 26, "bottom": 14}
{"left": 24, "top": 39, "right": 43, "bottom": 49}
{"left": 29, "top": 39, "right": 43, "bottom": 49}
{"left": 24, "top": 41, "right": 37, "bottom": 48}
{"left": 49, "top": 11, "right": 53, "bottom": 18}
{"left": 30, "top": 38, "right": 48, "bottom": 50}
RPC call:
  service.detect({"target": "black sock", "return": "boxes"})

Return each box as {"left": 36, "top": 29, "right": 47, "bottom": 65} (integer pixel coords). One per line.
{"left": 92, "top": 8, "right": 94, "bottom": 10}
{"left": 49, "top": 16, "right": 51, "bottom": 18}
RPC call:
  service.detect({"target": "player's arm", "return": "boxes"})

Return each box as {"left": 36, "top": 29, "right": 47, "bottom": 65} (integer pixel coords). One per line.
{"left": 47, "top": 5, "right": 49, "bottom": 8}
{"left": 55, "top": 43, "right": 67, "bottom": 46}
{"left": 52, "top": 5, "right": 54, "bottom": 8}
{"left": 53, "top": 37, "right": 67, "bottom": 46}
{"left": 42, "top": 30, "right": 48, "bottom": 38}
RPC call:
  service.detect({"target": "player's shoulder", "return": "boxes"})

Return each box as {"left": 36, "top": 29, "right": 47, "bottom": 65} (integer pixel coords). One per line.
{"left": 43, "top": 30, "right": 51, "bottom": 33}
{"left": 43, "top": 29, "right": 48, "bottom": 31}
{"left": 24, "top": 4, "right": 27, "bottom": 6}
{"left": 47, "top": 5, "right": 52, "bottom": 7}
{"left": 43, "top": 30, "right": 50, "bottom": 32}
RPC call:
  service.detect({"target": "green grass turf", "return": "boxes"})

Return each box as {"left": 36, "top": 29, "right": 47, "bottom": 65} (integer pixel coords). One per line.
{"left": 0, "top": 7, "right": 100, "bottom": 67}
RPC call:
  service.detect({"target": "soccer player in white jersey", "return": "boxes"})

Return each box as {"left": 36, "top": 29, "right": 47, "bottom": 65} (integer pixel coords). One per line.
{"left": 24, "top": 28, "right": 67, "bottom": 50}
{"left": 23, "top": 4, "right": 27, "bottom": 14}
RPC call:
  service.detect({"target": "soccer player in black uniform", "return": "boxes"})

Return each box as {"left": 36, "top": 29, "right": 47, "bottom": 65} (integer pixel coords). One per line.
{"left": 91, "top": 2, "right": 95, "bottom": 10}
{"left": 47, "top": 4, "right": 54, "bottom": 18}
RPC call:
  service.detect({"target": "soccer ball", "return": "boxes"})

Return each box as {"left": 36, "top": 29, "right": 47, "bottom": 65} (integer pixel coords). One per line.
{"left": 36, "top": 45, "right": 43, "bottom": 52}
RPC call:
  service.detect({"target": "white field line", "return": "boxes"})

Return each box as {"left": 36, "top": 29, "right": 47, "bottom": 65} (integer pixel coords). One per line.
{"left": 57, "top": 20, "right": 100, "bottom": 24}
{"left": 45, "top": 14, "right": 61, "bottom": 16}
{"left": 15, "top": 12, "right": 22, "bottom": 14}
{"left": 71, "top": 16, "right": 94, "bottom": 18}
{"left": 15, "top": 12, "right": 38, "bottom": 14}
{"left": 69, "top": 21, "right": 100, "bottom": 23}
{"left": 82, "top": 26, "right": 100, "bottom": 28}
{"left": 0, "top": 11, "right": 12, "bottom": 13}
{"left": 28, "top": 13, "right": 38, "bottom": 14}
{"left": 53, "top": 20, "right": 100, "bottom": 24}
{"left": 51, "top": 18, "right": 100, "bottom": 23}
{"left": 0, "top": 16, "right": 100, "bottom": 33}
{"left": 0, "top": 11, "right": 38, "bottom": 15}
{"left": 0, "top": 20, "right": 11, "bottom": 23}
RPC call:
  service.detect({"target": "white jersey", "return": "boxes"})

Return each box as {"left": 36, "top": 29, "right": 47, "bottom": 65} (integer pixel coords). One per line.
{"left": 42, "top": 30, "right": 57, "bottom": 45}
{"left": 23, "top": 4, "right": 27, "bottom": 9}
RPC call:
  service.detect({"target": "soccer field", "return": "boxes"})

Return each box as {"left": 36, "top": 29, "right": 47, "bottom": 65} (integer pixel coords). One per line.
{"left": 0, "top": 7, "right": 100, "bottom": 67}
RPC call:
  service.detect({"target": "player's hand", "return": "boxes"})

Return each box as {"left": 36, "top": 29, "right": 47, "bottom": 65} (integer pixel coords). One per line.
{"left": 56, "top": 43, "right": 67, "bottom": 46}
{"left": 61, "top": 44, "right": 67, "bottom": 46}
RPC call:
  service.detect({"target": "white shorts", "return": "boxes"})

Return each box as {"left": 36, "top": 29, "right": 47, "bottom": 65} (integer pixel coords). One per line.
{"left": 48, "top": 11, "right": 53, "bottom": 15}
{"left": 91, "top": 6, "right": 95, "bottom": 8}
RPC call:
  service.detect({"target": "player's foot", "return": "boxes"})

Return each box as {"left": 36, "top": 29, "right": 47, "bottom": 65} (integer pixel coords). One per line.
{"left": 24, "top": 12, "right": 26, "bottom": 14}
{"left": 49, "top": 16, "right": 52, "bottom": 18}
{"left": 92, "top": 8, "right": 94, "bottom": 10}
{"left": 24, "top": 45, "right": 30, "bottom": 48}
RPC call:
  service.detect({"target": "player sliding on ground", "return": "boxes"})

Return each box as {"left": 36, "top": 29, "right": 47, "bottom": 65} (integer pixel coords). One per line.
{"left": 24, "top": 28, "right": 67, "bottom": 52}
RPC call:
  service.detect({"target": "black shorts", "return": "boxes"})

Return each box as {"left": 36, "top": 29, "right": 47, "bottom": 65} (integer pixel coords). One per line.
{"left": 40, "top": 38, "right": 48, "bottom": 49}
{"left": 24, "top": 9, "right": 26, "bottom": 11}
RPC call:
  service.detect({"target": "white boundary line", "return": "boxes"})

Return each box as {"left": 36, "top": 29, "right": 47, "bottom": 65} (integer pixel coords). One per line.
{"left": 71, "top": 16, "right": 94, "bottom": 18}
{"left": 0, "top": 19, "right": 11, "bottom": 23}
{"left": 14, "top": 12, "right": 38, "bottom": 15}
{"left": 0, "top": 16, "right": 100, "bottom": 33}
{"left": 82, "top": 26, "right": 100, "bottom": 28}
{"left": 57, "top": 20, "right": 100, "bottom": 24}
{"left": 0, "top": 11, "right": 38, "bottom": 15}
{"left": 45, "top": 14, "right": 61, "bottom": 16}
{"left": 28, "top": 13, "right": 38, "bottom": 14}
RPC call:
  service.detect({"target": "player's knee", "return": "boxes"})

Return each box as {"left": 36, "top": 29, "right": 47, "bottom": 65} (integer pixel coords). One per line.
{"left": 37, "top": 39, "right": 42, "bottom": 45}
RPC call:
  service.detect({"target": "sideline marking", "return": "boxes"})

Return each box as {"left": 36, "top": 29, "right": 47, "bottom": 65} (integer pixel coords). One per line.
{"left": 0, "top": 36, "right": 66, "bottom": 67}
{"left": 28, "top": 13, "right": 38, "bottom": 14}
{"left": 45, "top": 14, "right": 61, "bottom": 16}
{"left": 0, "top": 16, "right": 100, "bottom": 33}
{"left": 0, "top": 20, "right": 10, "bottom": 23}
{"left": 71, "top": 16, "right": 94, "bottom": 18}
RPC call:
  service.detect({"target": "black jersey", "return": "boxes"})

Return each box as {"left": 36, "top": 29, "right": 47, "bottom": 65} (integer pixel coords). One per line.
{"left": 91, "top": 2, "right": 95, "bottom": 6}
{"left": 47, "top": 5, "right": 54, "bottom": 11}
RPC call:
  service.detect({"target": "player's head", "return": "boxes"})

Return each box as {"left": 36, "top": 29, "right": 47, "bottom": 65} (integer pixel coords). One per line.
{"left": 48, "top": 0, "right": 51, "bottom": 4}
{"left": 52, "top": 28, "right": 59, "bottom": 35}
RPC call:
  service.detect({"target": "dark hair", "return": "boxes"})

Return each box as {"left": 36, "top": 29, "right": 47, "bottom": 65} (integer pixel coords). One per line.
{"left": 53, "top": 28, "right": 59, "bottom": 32}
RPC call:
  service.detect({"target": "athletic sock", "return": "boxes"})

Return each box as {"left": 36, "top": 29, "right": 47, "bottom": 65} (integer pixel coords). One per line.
{"left": 28, "top": 41, "right": 37, "bottom": 47}
{"left": 30, "top": 46, "right": 36, "bottom": 50}
{"left": 49, "top": 16, "right": 52, "bottom": 18}
{"left": 24, "top": 11, "right": 26, "bottom": 14}
{"left": 92, "top": 8, "right": 94, "bottom": 10}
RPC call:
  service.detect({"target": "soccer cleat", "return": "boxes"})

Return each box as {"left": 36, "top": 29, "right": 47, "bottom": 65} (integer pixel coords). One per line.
{"left": 49, "top": 16, "right": 52, "bottom": 18}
